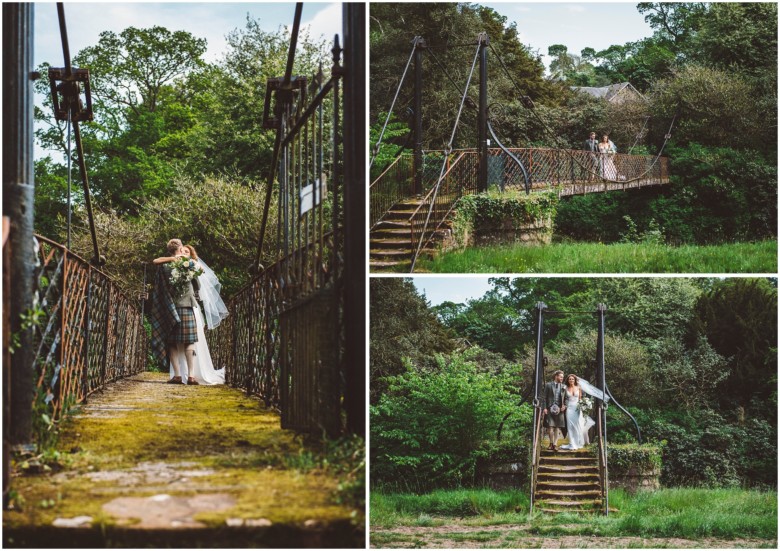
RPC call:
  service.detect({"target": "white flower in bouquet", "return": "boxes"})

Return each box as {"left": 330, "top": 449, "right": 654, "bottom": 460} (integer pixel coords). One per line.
{"left": 168, "top": 256, "right": 203, "bottom": 298}
{"left": 580, "top": 395, "right": 594, "bottom": 417}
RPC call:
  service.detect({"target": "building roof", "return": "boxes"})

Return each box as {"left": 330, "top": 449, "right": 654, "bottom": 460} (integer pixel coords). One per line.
{"left": 572, "top": 82, "right": 646, "bottom": 103}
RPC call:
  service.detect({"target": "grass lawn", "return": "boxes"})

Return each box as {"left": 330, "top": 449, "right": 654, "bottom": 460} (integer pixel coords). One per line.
{"left": 370, "top": 487, "right": 778, "bottom": 548}
{"left": 417, "top": 240, "right": 777, "bottom": 273}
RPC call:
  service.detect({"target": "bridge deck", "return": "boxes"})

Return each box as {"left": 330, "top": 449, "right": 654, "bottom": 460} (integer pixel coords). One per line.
{"left": 533, "top": 176, "right": 671, "bottom": 196}
{"left": 4, "top": 372, "right": 362, "bottom": 548}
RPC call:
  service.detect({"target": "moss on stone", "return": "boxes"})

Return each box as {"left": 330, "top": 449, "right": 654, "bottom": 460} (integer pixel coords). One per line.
{"left": 5, "top": 372, "right": 360, "bottom": 534}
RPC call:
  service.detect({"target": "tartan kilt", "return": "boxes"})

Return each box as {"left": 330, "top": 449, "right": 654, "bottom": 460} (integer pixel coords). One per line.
{"left": 168, "top": 307, "right": 198, "bottom": 344}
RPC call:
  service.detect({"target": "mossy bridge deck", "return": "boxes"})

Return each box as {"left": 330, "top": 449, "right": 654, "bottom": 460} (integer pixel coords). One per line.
{"left": 4, "top": 372, "right": 363, "bottom": 548}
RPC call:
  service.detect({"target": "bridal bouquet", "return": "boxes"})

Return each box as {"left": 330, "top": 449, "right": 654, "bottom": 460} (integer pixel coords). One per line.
{"left": 579, "top": 395, "right": 594, "bottom": 417}
{"left": 168, "top": 256, "right": 203, "bottom": 298}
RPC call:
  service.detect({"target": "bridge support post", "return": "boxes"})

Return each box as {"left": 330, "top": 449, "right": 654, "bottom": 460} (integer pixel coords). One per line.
{"left": 596, "top": 303, "right": 609, "bottom": 515}
{"left": 3, "top": 3, "right": 36, "bottom": 450}
{"left": 477, "top": 33, "right": 489, "bottom": 193}
{"left": 412, "top": 36, "right": 425, "bottom": 196}
{"left": 343, "top": 3, "right": 365, "bottom": 436}
{"left": 530, "top": 302, "right": 546, "bottom": 514}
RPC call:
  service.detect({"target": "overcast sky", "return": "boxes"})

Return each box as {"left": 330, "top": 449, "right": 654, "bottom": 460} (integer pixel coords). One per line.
{"left": 34, "top": 2, "right": 342, "bottom": 68}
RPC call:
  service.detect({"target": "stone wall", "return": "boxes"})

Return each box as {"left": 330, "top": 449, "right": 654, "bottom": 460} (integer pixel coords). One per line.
{"left": 609, "top": 465, "right": 661, "bottom": 493}
{"left": 471, "top": 216, "right": 553, "bottom": 247}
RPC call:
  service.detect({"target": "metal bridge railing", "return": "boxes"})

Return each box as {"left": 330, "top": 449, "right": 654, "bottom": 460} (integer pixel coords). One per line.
{"left": 408, "top": 151, "right": 475, "bottom": 261}
{"left": 490, "top": 148, "right": 670, "bottom": 193}
{"left": 370, "top": 148, "right": 671, "bottom": 233}
{"left": 207, "top": 30, "right": 347, "bottom": 437}
{"left": 369, "top": 155, "right": 414, "bottom": 228}
{"left": 30, "top": 235, "right": 147, "bottom": 423}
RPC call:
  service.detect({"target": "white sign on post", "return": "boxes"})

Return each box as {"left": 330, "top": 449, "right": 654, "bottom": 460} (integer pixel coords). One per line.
{"left": 300, "top": 178, "right": 326, "bottom": 216}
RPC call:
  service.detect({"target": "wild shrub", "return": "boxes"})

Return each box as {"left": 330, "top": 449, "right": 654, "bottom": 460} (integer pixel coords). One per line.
{"left": 370, "top": 349, "right": 519, "bottom": 490}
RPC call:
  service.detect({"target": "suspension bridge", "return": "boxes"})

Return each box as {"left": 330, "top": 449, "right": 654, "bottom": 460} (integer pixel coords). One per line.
{"left": 525, "top": 304, "right": 641, "bottom": 515}
{"left": 3, "top": 3, "right": 365, "bottom": 547}
{"left": 369, "top": 34, "right": 672, "bottom": 271}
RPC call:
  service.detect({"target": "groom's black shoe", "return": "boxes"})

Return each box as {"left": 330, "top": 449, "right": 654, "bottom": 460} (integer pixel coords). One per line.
{"left": 187, "top": 377, "right": 200, "bottom": 385}
{"left": 167, "top": 376, "right": 182, "bottom": 384}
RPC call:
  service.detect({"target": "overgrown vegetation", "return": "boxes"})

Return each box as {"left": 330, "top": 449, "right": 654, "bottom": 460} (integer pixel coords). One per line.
{"left": 34, "top": 18, "right": 332, "bottom": 296}
{"left": 449, "top": 191, "right": 558, "bottom": 249}
{"left": 371, "top": 3, "right": 777, "bottom": 251}
{"left": 370, "top": 277, "right": 777, "bottom": 492}
{"left": 419, "top": 240, "right": 777, "bottom": 274}
{"left": 371, "top": 487, "right": 777, "bottom": 541}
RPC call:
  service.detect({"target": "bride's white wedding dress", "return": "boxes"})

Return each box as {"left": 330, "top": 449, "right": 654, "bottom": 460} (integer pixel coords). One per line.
{"left": 169, "top": 258, "right": 228, "bottom": 385}
{"left": 559, "top": 388, "right": 595, "bottom": 450}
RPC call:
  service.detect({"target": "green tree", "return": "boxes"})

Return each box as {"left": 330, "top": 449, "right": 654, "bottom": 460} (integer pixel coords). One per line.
{"left": 370, "top": 3, "right": 559, "bottom": 151}
{"left": 370, "top": 278, "right": 454, "bottom": 403}
{"left": 691, "top": 278, "right": 778, "bottom": 416}
{"left": 370, "top": 349, "right": 517, "bottom": 489}
{"left": 186, "top": 18, "right": 328, "bottom": 181}
{"left": 636, "top": 2, "right": 707, "bottom": 51}
{"left": 67, "top": 174, "right": 277, "bottom": 298}
{"left": 35, "top": 26, "right": 208, "bottom": 214}
{"left": 433, "top": 294, "right": 526, "bottom": 359}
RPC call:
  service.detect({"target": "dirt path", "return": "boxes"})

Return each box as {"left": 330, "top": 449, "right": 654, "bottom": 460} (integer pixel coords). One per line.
{"left": 5, "top": 372, "right": 362, "bottom": 547}
{"left": 371, "top": 524, "right": 776, "bottom": 549}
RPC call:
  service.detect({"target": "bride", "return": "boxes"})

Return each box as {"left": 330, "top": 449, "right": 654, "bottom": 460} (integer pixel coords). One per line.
{"left": 559, "top": 374, "right": 596, "bottom": 450}
{"left": 598, "top": 134, "right": 618, "bottom": 179}
{"left": 154, "top": 244, "right": 228, "bottom": 385}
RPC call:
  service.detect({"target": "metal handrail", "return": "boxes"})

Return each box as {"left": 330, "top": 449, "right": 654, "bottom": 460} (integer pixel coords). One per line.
{"left": 529, "top": 405, "right": 544, "bottom": 515}
{"left": 407, "top": 151, "right": 469, "bottom": 269}
{"left": 369, "top": 154, "right": 404, "bottom": 189}
{"left": 596, "top": 405, "right": 609, "bottom": 515}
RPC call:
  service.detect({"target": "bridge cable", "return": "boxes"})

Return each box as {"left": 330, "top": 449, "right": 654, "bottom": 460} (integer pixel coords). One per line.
{"left": 370, "top": 39, "right": 420, "bottom": 170}
{"left": 56, "top": 3, "right": 103, "bottom": 266}
{"left": 66, "top": 100, "right": 72, "bottom": 250}
{"left": 410, "top": 41, "right": 481, "bottom": 272}
{"left": 488, "top": 41, "right": 676, "bottom": 185}
{"left": 253, "top": 2, "right": 303, "bottom": 272}
{"left": 487, "top": 118, "right": 531, "bottom": 193}
{"left": 627, "top": 115, "right": 651, "bottom": 155}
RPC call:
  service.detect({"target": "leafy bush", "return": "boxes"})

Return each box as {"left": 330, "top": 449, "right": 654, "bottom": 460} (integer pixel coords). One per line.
{"left": 608, "top": 443, "right": 663, "bottom": 474}
{"left": 370, "top": 349, "right": 519, "bottom": 490}
{"left": 610, "top": 408, "right": 777, "bottom": 489}
{"left": 457, "top": 191, "right": 558, "bottom": 230}
{"left": 646, "top": 335, "right": 729, "bottom": 410}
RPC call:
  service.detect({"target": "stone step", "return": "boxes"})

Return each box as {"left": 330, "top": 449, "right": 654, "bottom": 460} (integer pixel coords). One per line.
{"left": 536, "top": 480, "right": 601, "bottom": 491}
{"left": 369, "top": 260, "right": 411, "bottom": 272}
{"left": 538, "top": 465, "right": 598, "bottom": 473}
{"left": 537, "top": 473, "right": 599, "bottom": 483}
{"left": 535, "top": 489, "right": 602, "bottom": 499}
{"left": 539, "top": 455, "right": 597, "bottom": 464}
{"left": 371, "top": 227, "right": 414, "bottom": 236}
{"left": 369, "top": 239, "right": 413, "bottom": 249}
{"left": 370, "top": 249, "right": 412, "bottom": 259}
{"left": 373, "top": 220, "right": 412, "bottom": 230}
{"left": 370, "top": 248, "right": 436, "bottom": 261}
{"left": 536, "top": 499, "right": 602, "bottom": 508}
{"left": 540, "top": 447, "right": 594, "bottom": 457}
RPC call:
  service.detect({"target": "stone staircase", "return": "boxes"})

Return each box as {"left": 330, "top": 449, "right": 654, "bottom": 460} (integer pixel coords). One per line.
{"left": 534, "top": 440, "right": 604, "bottom": 514}
{"left": 369, "top": 197, "right": 451, "bottom": 272}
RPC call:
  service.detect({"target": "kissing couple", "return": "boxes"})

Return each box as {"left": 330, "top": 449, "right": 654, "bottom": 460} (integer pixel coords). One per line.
{"left": 149, "top": 238, "right": 228, "bottom": 385}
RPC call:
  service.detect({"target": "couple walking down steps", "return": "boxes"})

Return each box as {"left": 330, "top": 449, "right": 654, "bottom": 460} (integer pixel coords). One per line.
{"left": 149, "top": 239, "right": 229, "bottom": 385}
{"left": 543, "top": 371, "right": 596, "bottom": 451}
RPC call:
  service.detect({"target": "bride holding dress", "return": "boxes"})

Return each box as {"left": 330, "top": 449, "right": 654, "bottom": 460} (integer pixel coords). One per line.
{"left": 154, "top": 244, "right": 228, "bottom": 385}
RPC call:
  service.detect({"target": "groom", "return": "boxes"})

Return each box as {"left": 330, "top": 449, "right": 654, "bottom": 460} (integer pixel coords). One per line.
{"left": 542, "top": 370, "right": 567, "bottom": 451}
{"left": 149, "top": 238, "right": 200, "bottom": 385}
